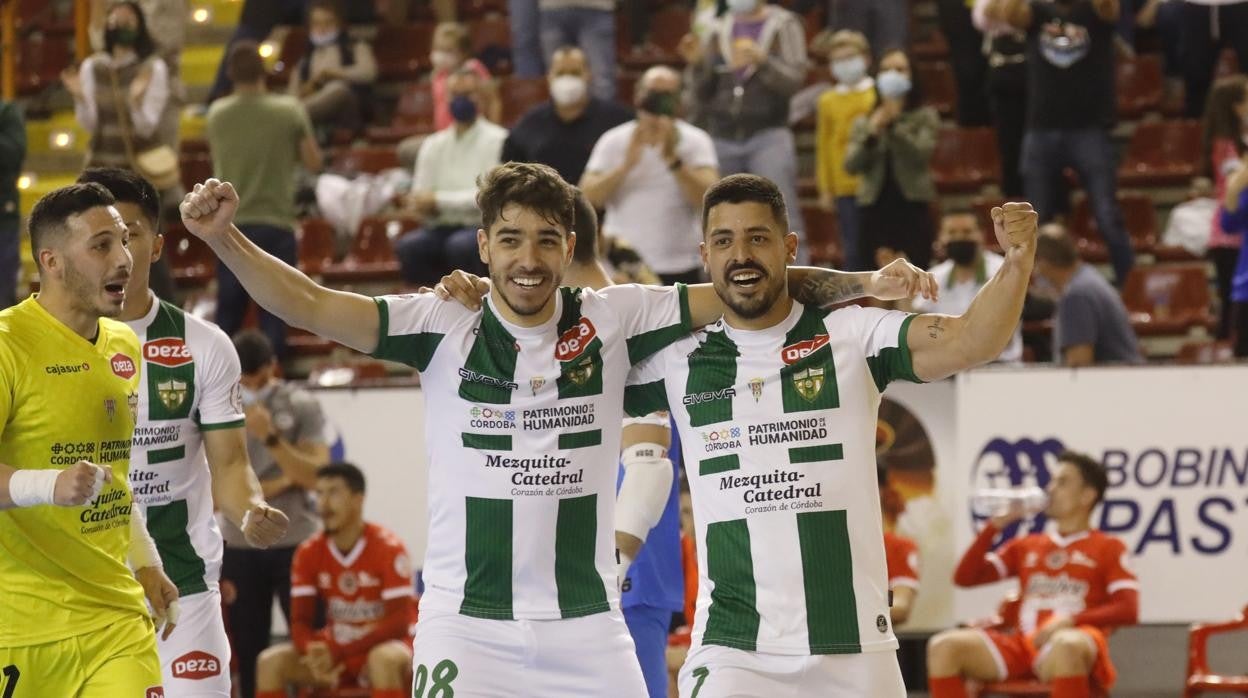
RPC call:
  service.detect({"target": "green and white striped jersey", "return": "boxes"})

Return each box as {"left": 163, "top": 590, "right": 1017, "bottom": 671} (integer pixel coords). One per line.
{"left": 371, "top": 284, "right": 691, "bottom": 620}
{"left": 626, "top": 301, "right": 921, "bottom": 655}
{"left": 126, "top": 293, "right": 246, "bottom": 597}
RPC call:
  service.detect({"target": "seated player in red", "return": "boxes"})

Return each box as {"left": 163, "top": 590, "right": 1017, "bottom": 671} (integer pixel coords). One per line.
{"left": 256, "top": 462, "right": 417, "bottom": 698}
{"left": 880, "top": 467, "right": 920, "bottom": 626}
{"left": 926, "top": 451, "right": 1139, "bottom": 698}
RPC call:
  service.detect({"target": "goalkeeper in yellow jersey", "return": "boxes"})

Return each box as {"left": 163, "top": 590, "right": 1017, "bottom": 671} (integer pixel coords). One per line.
{"left": 0, "top": 183, "right": 177, "bottom": 696}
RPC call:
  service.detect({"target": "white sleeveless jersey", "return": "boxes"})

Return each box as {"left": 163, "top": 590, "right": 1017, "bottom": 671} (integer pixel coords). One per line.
{"left": 626, "top": 301, "right": 921, "bottom": 655}
{"left": 372, "top": 284, "right": 691, "bottom": 620}
{"left": 126, "top": 295, "right": 245, "bottom": 596}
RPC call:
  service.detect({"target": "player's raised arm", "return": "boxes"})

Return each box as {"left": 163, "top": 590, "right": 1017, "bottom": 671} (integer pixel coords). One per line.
{"left": 179, "top": 179, "right": 381, "bottom": 353}
{"left": 907, "top": 202, "right": 1037, "bottom": 381}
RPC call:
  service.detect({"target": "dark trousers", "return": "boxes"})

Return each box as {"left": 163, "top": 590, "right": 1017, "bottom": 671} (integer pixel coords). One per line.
{"left": 988, "top": 61, "right": 1028, "bottom": 198}
{"left": 1210, "top": 246, "right": 1240, "bottom": 340}
{"left": 395, "top": 224, "right": 484, "bottom": 286}
{"left": 222, "top": 545, "right": 297, "bottom": 698}
{"left": 216, "top": 224, "right": 297, "bottom": 358}
{"left": 0, "top": 219, "right": 18, "bottom": 309}
{"left": 1022, "top": 128, "right": 1134, "bottom": 283}
{"left": 1235, "top": 301, "right": 1248, "bottom": 357}
{"left": 1181, "top": 1, "right": 1248, "bottom": 117}
{"left": 937, "top": 0, "right": 991, "bottom": 127}
{"left": 206, "top": 0, "right": 307, "bottom": 104}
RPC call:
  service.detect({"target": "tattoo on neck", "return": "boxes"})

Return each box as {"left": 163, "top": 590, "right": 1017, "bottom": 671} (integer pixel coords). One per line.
{"left": 928, "top": 316, "right": 946, "bottom": 340}
{"left": 794, "top": 272, "right": 866, "bottom": 307}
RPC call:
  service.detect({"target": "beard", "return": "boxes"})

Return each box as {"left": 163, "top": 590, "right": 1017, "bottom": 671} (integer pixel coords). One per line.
{"left": 713, "top": 266, "right": 786, "bottom": 320}
{"left": 490, "top": 266, "right": 562, "bottom": 317}
{"left": 62, "top": 257, "right": 119, "bottom": 319}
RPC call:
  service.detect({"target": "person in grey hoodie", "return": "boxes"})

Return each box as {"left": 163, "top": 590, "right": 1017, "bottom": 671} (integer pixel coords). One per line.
{"left": 680, "top": 0, "right": 809, "bottom": 262}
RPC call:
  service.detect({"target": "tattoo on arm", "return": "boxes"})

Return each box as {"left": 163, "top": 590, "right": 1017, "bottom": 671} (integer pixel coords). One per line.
{"left": 927, "top": 316, "right": 946, "bottom": 340}
{"left": 793, "top": 271, "right": 866, "bottom": 307}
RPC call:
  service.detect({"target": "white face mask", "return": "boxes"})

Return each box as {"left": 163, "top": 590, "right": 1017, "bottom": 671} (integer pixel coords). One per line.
{"left": 430, "top": 50, "right": 457, "bottom": 72}
{"left": 726, "top": 0, "right": 757, "bottom": 14}
{"left": 549, "top": 75, "right": 588, "bottom": 106}
{"left": 309, "top": 30, "right": 339, "bottom": 48}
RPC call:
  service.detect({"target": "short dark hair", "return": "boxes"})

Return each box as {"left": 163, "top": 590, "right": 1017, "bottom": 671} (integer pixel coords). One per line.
{"left": 308, "top": 0, "right": 343, "bottom": 19}
{"left": 226, "top": 40, "right": 266, "bottom": 85}
{"left": 571, "top": 188, "right": 599, "bottom": 264}
{"left": 318, "top": 461, "right": 366, "bottom": 493}
{"left": 77, "top": 168, "right": 161, "bottom": 230}
{"left": 701, "top": 174, "right": 789, "bottom": 235}
{"left": 1059, "top": 450, "right": 1109, "bottom": 505}
{"left": 1035, "top": 226, "right": 1080, "bottom": 268}
{"left": 28, "top": 182, "right": 117, "bottom": 272}
{"left": 476, "top": 162, "right": 575, "bottom": 236}
{"left": 233, "top": 329, "right": 275, "bottom": 375}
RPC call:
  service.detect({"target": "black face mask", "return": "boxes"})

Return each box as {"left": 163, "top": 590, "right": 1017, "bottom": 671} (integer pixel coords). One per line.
{"left": 639, "top": 90, "right": 679, "bottom": 117}
{"left": 105, "top": 26, "right": 139, "bottom": 49}
{"left": 945, "top": 240, "right": 979, "bottom": 266}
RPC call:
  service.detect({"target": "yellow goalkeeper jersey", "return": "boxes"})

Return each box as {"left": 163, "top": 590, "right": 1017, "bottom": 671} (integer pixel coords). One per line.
{"left": 0, "top": 297, "right": 149, "bottom": 647}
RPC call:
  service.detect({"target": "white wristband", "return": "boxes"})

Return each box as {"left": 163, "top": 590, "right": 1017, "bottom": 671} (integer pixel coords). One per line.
{"left": 128, "top": 505, "right": 163, "bottom": 570}
{"left": 9, "top": 469, "right": 59, "bottom": 507}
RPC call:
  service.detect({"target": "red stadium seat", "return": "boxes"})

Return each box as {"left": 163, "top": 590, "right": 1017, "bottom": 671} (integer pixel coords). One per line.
{"left": 916, "top": 62, "right": 956, "bottom": 117}
{"left": 1117, "top": 53, "right": 1164, "bottom": 119}
{"left": 469, "top": 13, "right": 512, "bottom": 74}
{"left": 367, "top": 84, "right": 436, "bottom": 143}
{"left": 456, "top": 0, "right": 507, "bottom": 19}
{"left": 968, "top": 196, "right": 1006, "bottom": 252}
{"left": 162, "top": 222, "right": 215, "bottom": 286}
{"left": 801, "top": 205, "right": 843, "bottom": 268}
{"left": 16, "top": 33, "right": 71, "bottom": 96}
{"left": 911, "top": 29, "right": 949, "bottom": 60}
{"left": 332, "top": 145, "right": 401, "bottom": 175}
{"left": 932, "top": 127, "right": 1000, "bottom": 193}
{"left": 620, "top": 4, "right": 692, "bottom": 69}
{"left": 1118, "top": 120, "right": 1202, "bottom": 187}
{"left": 1120, "top": 264, "right": 1216, "bottom": 336}
{"left": 375, "top": 23, "right": 435, "bottom": 81}
{"left": 296, "top": 218, "right": 337, "bottom": 275}
{"left": 1183, "top": 603, "right": 1248, "bottom": 697}
{"left": 499, "top": 76, "right": 550, "bottom": 127}
{"left": 286, "top": 326, "right": 338, "bottom": 358}
{"left": 322, "top": 216, "right": 409, "bottom": 282}
{"left": 179, "top": 154, "right": 214, "bottom": 194}
{"left": 1069, "top": 191, "right": 1159, "bottom": 262}
{"left": 271, "top": 28, "right": 308, "bottom": 84}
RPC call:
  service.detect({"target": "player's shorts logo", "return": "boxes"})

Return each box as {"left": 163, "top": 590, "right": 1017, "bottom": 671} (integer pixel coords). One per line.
{"left": 172, "top": 651, "right": 221, "bottom": 680}
{"left": 157, "top": 379, "right": 188, "bottom": 412}
{"left": 144, "top": 338, "right": 193, "bottom": 368}
{"left": 110, "top": 353, "right": 137, "bottom": 380}
{"left": 971, "top": 437, "right": 1066, "bottom": 538}
{"left": 780, "top": 334, "right": 830, "bottom": 365}
{"left": 792, "top": 367, "right": 825, "bottom": 401}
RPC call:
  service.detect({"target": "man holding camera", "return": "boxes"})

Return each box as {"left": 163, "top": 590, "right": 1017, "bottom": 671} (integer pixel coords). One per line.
{"left": 580, "top": 66, "right": 720, "bottom": 286}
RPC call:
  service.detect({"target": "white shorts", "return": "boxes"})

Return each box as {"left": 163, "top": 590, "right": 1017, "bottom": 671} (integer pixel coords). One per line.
{"left": 412, "top": 608, "right": 647, "bottom": 697}
{"left": 677, "top": 643, "right": 905, "bottom": 698}
{"left": 155, "top": 589, "right": 232, "bottom": 697}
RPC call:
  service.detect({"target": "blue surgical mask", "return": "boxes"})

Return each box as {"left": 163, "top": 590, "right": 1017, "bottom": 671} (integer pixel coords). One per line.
{"left": 831, "top": 56, "right": 867, "bottom": 85}
{"left": 727, "top": 0, "right": 757, "bottom": 15}
{"left": 450, "top": 95, "right": 478, "bottom": 124}
{"left": 877, "top": 69, "right": 912, "bottom": 100}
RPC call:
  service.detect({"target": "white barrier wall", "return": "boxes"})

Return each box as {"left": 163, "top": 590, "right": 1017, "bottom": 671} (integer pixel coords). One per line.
{"left": 313, "top": 364, "right": 1248, "bottom": 630}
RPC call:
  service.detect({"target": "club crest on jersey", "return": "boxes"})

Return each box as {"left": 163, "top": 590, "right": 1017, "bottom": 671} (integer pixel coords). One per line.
{"left": 144, "top": 338, "right": 193, "bottom": 368}
{"left": 105, "top": 397, "right": 116, "bottom": 421}
{"left": 530, "top": 376, "right": 545, "bottom": 395}
{"left": 748, "top": 377, "right": 764, "bottom": 401}
{"left": 338, "top": 571, "right": 359, "bottom": 595}
{"left": 157, "top": 379, "right": 188, "bottom": 411}
{"left": 555, "top": 317, "right": 597, "bottom": 362}
{"left": 792, "top": 367, "right": 825, "bottom": 401}
{"left": 111, "top": 353, "right": 137, "bottom": 379}
{"left": 127, "top": 391, "right": 139, "bottom": 424}
{"left": 563, "top": 356, "right": 594, "bottom": 386}
{"left": 780, "top": 334, "right": 830, "bottom": 365}
{"left": 1046, "top": 549, "right": 1069, "bottom": 570}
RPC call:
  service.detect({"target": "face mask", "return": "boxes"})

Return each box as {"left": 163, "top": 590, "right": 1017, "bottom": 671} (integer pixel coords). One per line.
{"left": 450, "top": 95, "right": 478, "bottom": 124}
{"left": 726, "top": 0, "right": 757, "bottom": 15}
{"left": 309, "top": 30, "right": 340, "bottom": 48}
{"left": 549, "top": 75, "right": 588, "bottom": 106}
{"left": 945, "top": 240, "right": 979, "bottom": 267}
{"left": 877, "top": 69, "right": 912, "bottom": 100}
{"left": 639, "top": 90, "right": 678, "bottom": 117}
{"left": 430, "top": 50, "right": 457, "bottom": 72}
{"left": 831, "top": 56, "right": 867, "bottom": 85}
{"left": 105, "top": 27, "right": 139, "bottom": 48}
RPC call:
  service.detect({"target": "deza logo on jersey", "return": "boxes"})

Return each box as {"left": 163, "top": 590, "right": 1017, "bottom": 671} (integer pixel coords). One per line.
{"left": 144, "top": 338, "right": 193, "bottom": 368}
{"left": 972, "top": 437, "right": 1244, "bottom": 557}
{"left": 172, "top": 651, "right": 221, "bottom": 680}
{"left": 781, "top": 335, "right": 830, "bottom": 365}
{"left": 555, "top": 318, "right": 597, "bottom": 362}
{"left": 110, "top": 353, "right": 136, "bottom": 380}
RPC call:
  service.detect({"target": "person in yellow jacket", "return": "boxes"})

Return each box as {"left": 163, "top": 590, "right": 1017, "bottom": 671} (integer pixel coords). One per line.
{"left": 815, "top": 30, "right": 876, "bottom": 271}
{"left": 0, "top": 182, "right": 178, "bottom": 697}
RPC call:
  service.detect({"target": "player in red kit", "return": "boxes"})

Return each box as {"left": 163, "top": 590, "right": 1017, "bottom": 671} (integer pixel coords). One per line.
{"left": 927, "top": 451, "right": 1139, "bottom": 698}
{"left": 256, "top": 463, "right": 417, "bottom": 698}
{"left": 880, "top": 467, "right": 919, "bottom": 626}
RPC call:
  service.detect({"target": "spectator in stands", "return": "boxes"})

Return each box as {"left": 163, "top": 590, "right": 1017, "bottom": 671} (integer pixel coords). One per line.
{"left": 510, "top": 0, "right": 546, "bottom": 78}
{"left": 810, "top": 0, "right": 907, "bottom": 59}
{"left": 287, "top": 0, "right": 378, "bottom": 139}
{"left": 502, "top": 46, "right": 634, "bottom": 184}
{"left": 815, "top": 30, "right": 876, "bottom": 271}
{"left": 581, "top": 66, "right": 719, "bottom": 285}
{"left": 1201, "top": 75, "right": 1248, "bottom": 339}
{"left": 1215, "top": 152, "right": 1248, "bottom": 357}
{"left": 1034, "top": 224, "right": 1142, "bottom": 366}
{"left": 207, "top": 41, "right": 323, "bottom": 360}
{"left": 879, "top": 467, "right": 919, "bottom": 626}
{"left": 205, "top": 0, "right": 307, "bottom": 105}
{"left": 912, "top": 211, "right": 1025, "bottom": 362}
{"left": 396, "top": 68, "right": 506, "bottom": 287}
{"left": 927, "top": 452, "right": 1139, "bottom": 698}
{"left": 844, "top": 49, "right": 939, "bottom": 270}
{"left": 680, "top": 0, "right": 809, "bottom": 262}
{"left": 226, "top": 330, "right": 333, "bottom": 698}
{"left": 538, "top": 0, "right": 617, "bottom": 101}
{"left": 938, "top": 0, "right": 992, "bottom": 127}
{"left": 1136, "top": 0, "right": 1186, "bottom": 102}
{"left": 993, "top": 0, "right": 1135, "bottom": 285}
{"left": 0, "top": 99, "right": 23, "bottom": 310}
{"left": 974, "top": 0, "right": 1029, "bottom": 198}
{"left": 430, "top": 22, "right": 500, "bottom": 132}
{"left": 1180, "top": 0, "right": 1248, "bottom": 117}
{"left": 255, "top": 463, "right": 416, "bottom": 698}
